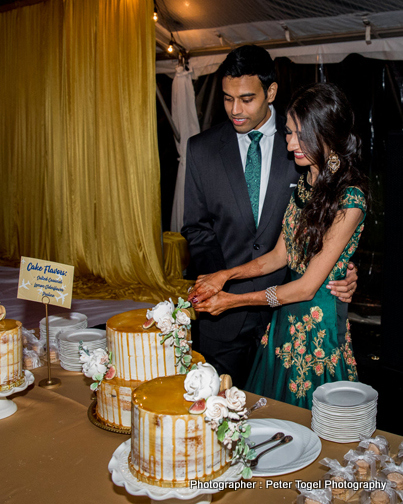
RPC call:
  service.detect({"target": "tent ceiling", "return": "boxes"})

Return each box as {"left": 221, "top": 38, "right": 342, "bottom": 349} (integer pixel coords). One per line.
{"left": 155, "top": 0, "right": 403, "bottom": 58}
{"left": 157, "top": 0, "right": 403, "bottom": 31}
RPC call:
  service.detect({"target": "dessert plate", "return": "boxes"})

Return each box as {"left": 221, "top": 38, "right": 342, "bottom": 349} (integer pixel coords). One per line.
{"left": 248, "top": 418, "right": 322, "bottom": 477}
{"left": 311, "top": 381, "right": 378, "bottom": 442}
{"left": 313, "top": 381, "right": 377, "bottom": 407}
{"left": 59, "top": 328, "right": 106, "bottom": 343}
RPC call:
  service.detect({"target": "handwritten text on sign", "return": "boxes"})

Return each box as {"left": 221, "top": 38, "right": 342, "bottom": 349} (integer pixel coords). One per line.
{"left": 17, "top": 257, "right": 75, "bottom": 309}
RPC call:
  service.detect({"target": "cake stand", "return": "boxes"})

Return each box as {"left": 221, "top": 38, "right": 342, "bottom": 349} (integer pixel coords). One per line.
{"left": 108, "top": 439, "right": 243, "bottom": 504}
{"left": 0, "top": 370, "right": 35, "bottom": 419}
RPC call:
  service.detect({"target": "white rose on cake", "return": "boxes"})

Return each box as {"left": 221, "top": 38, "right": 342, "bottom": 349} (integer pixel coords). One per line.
{"left": 205, "top": 396, "right": 229, "bottom": 422}
{"left": 157, "top": 316, "right": 175, "bottom": 335}
{"left": 80, "top": 348, "right": 109, "bottom": 379}
{"left": 225, "top": 387, "right": 246, "bottom": 411}
{"left": 176, "top": 309, "right": 191, "bottom": 326}
{"left": 146, "top": 299, "right": 175, "bottom": 324}
{"left": 183, "top": 362, "right": 221, "bottom": 402}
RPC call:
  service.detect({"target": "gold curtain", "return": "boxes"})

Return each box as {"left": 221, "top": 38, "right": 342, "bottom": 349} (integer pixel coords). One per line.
{"left": 0, "top": 0, "right": 192, "bottom": 303}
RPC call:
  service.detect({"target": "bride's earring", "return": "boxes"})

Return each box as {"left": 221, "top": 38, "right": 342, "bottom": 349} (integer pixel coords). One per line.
{"left": 327, "top": 150, "right": 340, "bottom": 174}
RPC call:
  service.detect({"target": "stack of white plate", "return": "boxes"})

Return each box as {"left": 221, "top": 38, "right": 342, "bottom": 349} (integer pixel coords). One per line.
{"left": 59, "top": 328, "right": 106, "bottom": 371}
{"left": 311, "top": 381, "right": 378, "bottom": 443}
{"left": 39, "top": 312, "right": 88, "bottom": 344}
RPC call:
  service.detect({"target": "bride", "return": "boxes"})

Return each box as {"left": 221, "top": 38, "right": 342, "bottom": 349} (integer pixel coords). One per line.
{"left": 188, "top": 83, "right": 369, "bottom": 409}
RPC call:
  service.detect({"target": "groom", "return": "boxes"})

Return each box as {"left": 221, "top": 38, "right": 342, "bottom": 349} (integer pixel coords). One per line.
{"left": 181, "top": 45, "right": 356, "bottom": 388}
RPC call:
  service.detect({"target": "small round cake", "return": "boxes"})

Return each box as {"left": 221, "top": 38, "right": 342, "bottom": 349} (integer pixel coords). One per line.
{"left": 0, "top": 319, "right": 24, "bottom": 392}
{"left": 129, "top": 374, "right": 231, "bottom": 487}
{"left": 107, "top": 309, "right": 192, "bottom": 382}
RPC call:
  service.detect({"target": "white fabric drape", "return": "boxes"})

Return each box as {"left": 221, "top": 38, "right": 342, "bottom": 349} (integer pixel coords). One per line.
{"left": 170, "top": 66, "right": 200, "bottom": 232}
{"left": 156, "top": 37, "right": 403, "bottom": 78}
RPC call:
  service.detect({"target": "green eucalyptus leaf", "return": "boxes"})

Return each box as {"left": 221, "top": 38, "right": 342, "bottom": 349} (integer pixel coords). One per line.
{"left": 182, "top": 354, "right": 192, "bottom": 365}
{"left": 242, "top": 466, "right": 253, "bottom": 480}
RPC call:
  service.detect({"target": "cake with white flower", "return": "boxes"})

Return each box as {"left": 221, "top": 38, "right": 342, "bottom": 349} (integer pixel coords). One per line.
{"left": 0, "top": 319, "right": 24, "bottom": 392}
{"left": 81, "top": 299, "right": 195, "bottom": 430}
{"left": 129, "top": 362, "right": 257, "bottom": 487}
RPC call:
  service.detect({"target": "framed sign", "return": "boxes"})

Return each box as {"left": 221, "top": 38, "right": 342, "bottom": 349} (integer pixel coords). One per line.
{"left": 17, "top": 257, "right": 75, "bottom": 309}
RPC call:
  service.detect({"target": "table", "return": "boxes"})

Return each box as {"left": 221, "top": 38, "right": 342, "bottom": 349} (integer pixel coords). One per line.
{"left": 2, "top": 364, "right": 402, "bottom": 504}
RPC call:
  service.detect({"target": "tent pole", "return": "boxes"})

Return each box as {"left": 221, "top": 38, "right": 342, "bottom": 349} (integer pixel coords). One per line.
{"left": 156, "top": 83, "right": 181, "bottom": 143}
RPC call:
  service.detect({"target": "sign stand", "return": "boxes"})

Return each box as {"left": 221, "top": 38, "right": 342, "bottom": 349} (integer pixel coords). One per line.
{"left": 38, "top": 296, "right": 61, "bottom": 389}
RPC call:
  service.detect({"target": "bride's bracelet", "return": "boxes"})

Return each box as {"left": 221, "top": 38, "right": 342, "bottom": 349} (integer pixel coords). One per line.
{"left": 265, "top": 286, "right": 282, "bottom": 307}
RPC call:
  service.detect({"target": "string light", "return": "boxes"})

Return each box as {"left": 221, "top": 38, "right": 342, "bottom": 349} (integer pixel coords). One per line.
{"left": 167, "top": 33, "right": 175, "bottom": 53}
{"left": 153, "top": 0, "right": 158, "bottom": 22}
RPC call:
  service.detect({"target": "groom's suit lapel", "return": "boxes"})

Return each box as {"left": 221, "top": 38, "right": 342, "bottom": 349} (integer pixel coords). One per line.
{"left": 255, "top": 116, "right": 290, "bottom": 241}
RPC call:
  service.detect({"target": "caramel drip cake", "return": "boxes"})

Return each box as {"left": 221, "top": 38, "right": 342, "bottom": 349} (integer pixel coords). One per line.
{"left": 129, "top": 375, "right": 231, "bottom": 487}
{"left": 0, "top": 319, "right": 24, "bottom": 392}
{"left": 106, "top": 309, "right": 191, "bottom": 382}
{"left": 95, "top": 307, "right": 194, "bottom": 430}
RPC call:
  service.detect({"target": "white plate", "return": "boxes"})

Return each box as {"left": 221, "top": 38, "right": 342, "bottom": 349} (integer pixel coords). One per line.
{"left": 40, "top": 312, "right": 87, "bottom": 328}
{"left": 313, "top": 381, "right": 378, "bottom": 407}
{"left": 248, "top": 418, "right": 322, "bottom": 477}
{"left": 311, "top": 420, "right": 376, "bottom": 443}
{"left": 59, "top": 328, "right": 106, "bottom": 343}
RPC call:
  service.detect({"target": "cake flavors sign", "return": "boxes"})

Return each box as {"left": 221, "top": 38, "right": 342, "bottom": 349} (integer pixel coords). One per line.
{"left": 17, "top": 257, "right": 75, "bottom": 309}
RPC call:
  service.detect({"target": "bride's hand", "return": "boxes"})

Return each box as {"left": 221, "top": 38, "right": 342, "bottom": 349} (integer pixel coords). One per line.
{"left": 187, "top": 270, "right": 229, "bottom": 304}
{"left": 193, "top": 291, "right": 233, "bottom": 316}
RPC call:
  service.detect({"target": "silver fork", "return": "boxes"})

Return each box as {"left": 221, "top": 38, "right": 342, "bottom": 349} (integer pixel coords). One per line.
{"left": 249, "top": 431, "right": 284, "bottom": 450}
{"left": 250, "top": 435, "right": 293, "bottom": 468}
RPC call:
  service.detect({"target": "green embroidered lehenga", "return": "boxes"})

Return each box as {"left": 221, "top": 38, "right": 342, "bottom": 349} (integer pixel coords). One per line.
{"left": 245, "top": 172, "right": 367, "bottom": 409}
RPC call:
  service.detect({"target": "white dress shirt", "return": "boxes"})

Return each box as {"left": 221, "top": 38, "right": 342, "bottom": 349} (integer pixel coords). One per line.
{"left": 236, "top": 105, "right": 277, "bottom": 225}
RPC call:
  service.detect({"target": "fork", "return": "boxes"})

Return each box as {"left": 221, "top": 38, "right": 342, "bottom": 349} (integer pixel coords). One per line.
{"left": 250, "top": 435, "right": 293, "bottom": 468}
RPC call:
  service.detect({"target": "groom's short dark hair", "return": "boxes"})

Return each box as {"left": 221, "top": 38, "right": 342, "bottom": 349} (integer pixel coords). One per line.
{"left": 218, "top": 45, "right": 277, "bottom": 96}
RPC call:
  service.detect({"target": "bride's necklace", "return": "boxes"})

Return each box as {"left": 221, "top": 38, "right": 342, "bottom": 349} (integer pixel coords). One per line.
{"left": 297, "top": 173, "right": 313, "bottom": 204}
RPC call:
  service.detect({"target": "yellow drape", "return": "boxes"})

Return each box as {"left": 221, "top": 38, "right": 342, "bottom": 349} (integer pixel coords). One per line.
{"left": 0, "top": 0, "right": 193, "bottom": 303}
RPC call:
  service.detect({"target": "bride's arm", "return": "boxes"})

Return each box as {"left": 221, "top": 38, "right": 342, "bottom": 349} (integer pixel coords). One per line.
{"left": 195, "top": 207, "right": 363, "bottom": 315}
{"left": 188, "top": 234, "right": 288, "bottom": 303}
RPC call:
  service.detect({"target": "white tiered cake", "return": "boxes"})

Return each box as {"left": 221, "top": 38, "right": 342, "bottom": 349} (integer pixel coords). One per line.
{"left": 92, "top": 301, "right": 194, "bottom": 431}
{"left": 0, "top": 319, "right": 24, "bottom": 392}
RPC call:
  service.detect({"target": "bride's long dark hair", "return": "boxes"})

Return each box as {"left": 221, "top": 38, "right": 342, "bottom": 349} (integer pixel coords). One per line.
{"left": 287, "top": 83, "right": 369, "bottom": 265}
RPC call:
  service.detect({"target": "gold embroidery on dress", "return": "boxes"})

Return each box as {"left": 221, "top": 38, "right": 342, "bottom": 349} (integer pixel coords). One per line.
{"left": 297, "top": 174, "right": 313, "bottom": 204}
{"left": 275, "top": 313, "right": 358, "bottom": 399}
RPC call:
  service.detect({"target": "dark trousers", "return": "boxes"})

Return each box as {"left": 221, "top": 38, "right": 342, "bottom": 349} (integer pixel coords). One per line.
{"left": 198, "top": 311, "right": 266, "bottom": 389}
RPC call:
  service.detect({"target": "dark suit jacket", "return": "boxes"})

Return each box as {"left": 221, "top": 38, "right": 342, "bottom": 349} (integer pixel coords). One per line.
{"left": 181, "top": 114, "right": 300, "bottom": 342}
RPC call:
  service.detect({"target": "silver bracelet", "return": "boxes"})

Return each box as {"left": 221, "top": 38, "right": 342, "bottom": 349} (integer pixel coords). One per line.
{"left": 265, "top": 286, "right": 282, "bottom": 307}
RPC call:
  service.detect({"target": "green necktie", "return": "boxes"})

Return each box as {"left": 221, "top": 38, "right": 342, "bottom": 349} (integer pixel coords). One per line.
{"left": 245, "top": 131, "right": 263, "bottom": 228}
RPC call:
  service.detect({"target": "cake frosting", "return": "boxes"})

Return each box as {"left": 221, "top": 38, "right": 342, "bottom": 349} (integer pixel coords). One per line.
{"left": 106, "top": 308, "right": 191, "bottom": 382}
{"left": 129, "top": 374, "right": 231, "bottom": 487}
{"left": 91, "top": 304, "right": 194, "bottom": 430}
{"left": 0, "top": 319, "right": 24, "bottom": 392}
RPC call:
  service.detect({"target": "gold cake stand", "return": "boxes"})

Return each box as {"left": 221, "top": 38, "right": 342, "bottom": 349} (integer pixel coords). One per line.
{"left": 87, "top": 398, "right": 131, "bottom": 435}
